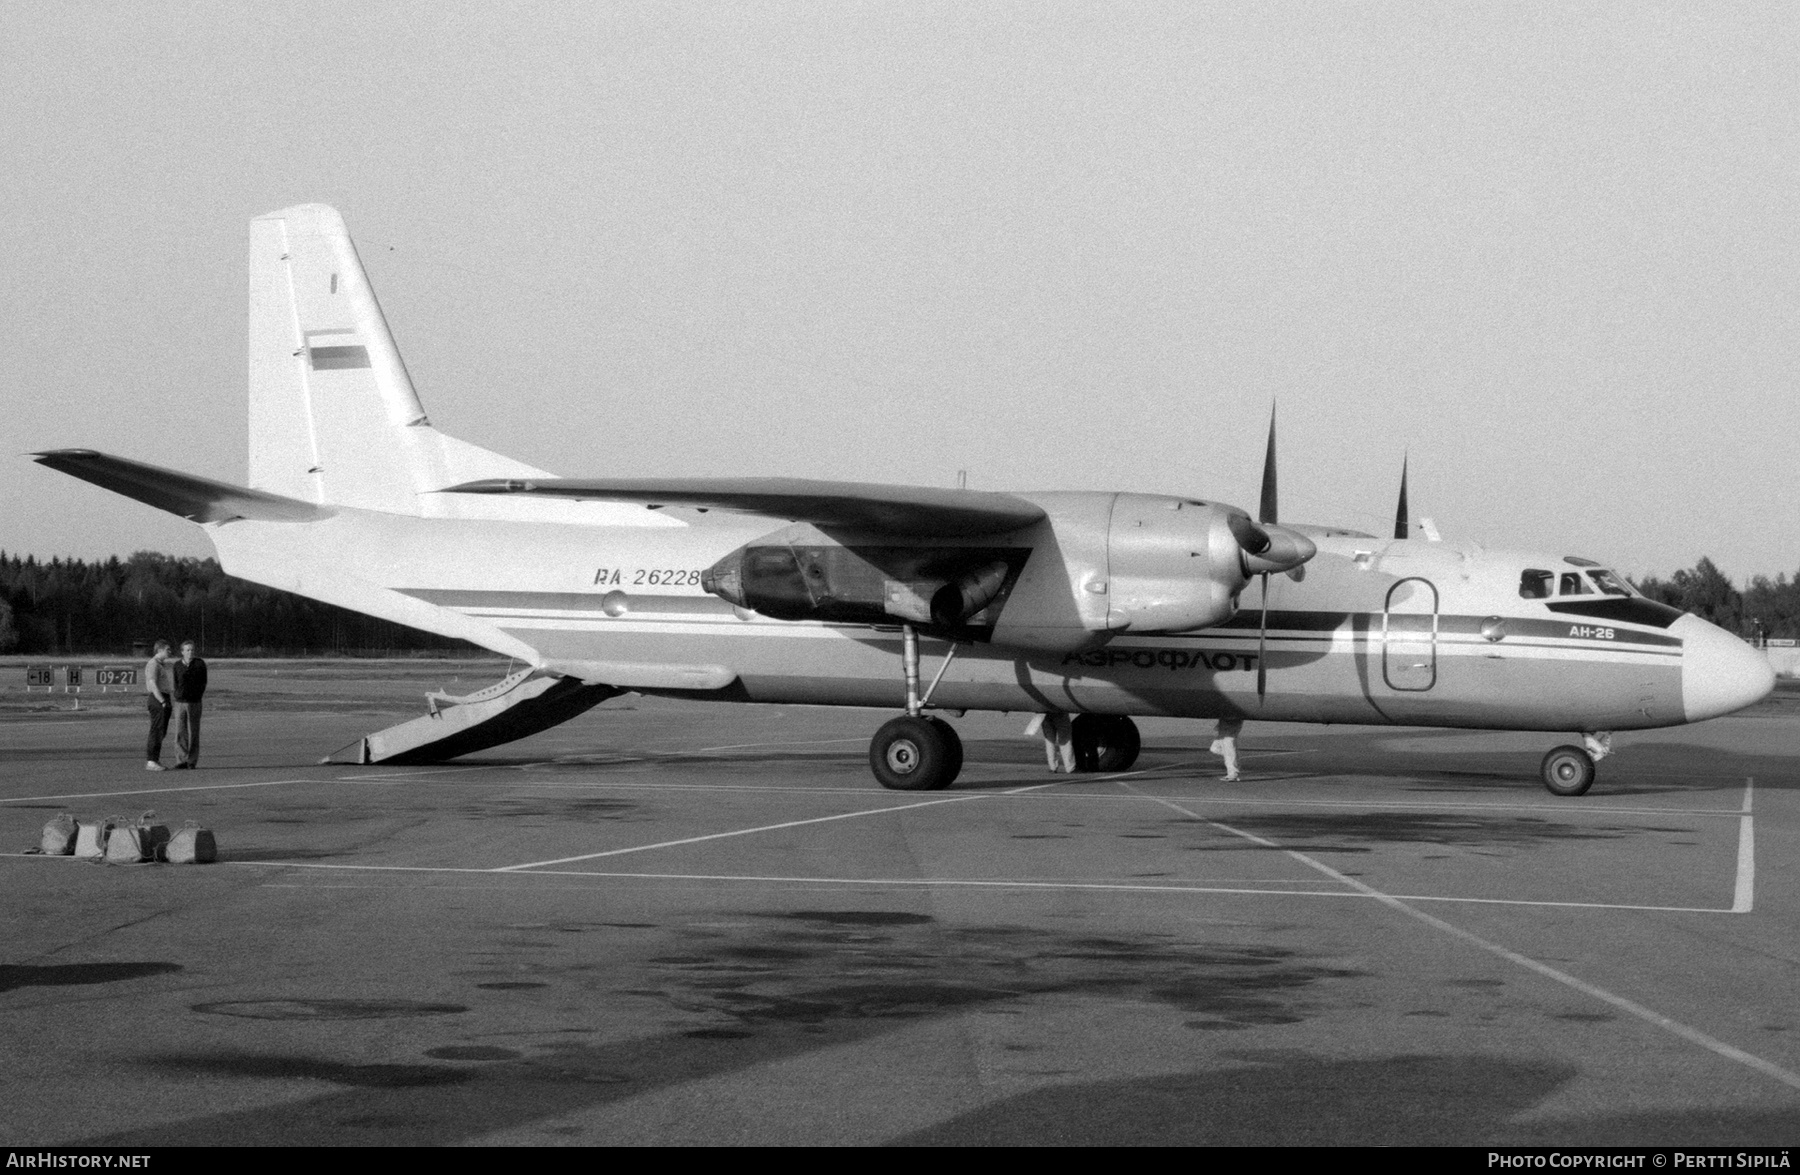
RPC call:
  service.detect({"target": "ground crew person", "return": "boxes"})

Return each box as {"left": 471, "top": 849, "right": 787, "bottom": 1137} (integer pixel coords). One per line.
{"left": 143, "top": 640, "right": 174, "bottom": 771}
{"left": 1210, "top": 717, "right": 1244, "bottom": 782}
{"left": 172, "top": 639, "right": 208, "bottom": 769}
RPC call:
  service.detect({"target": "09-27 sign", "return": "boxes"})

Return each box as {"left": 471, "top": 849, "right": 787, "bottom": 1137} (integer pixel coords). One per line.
{"left": 95, "top": 667, "right": 138, "bottom": 687}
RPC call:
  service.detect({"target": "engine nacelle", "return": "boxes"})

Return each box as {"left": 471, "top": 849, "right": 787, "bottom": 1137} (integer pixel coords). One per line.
{"left": 1101, "top": 496, "right": 1316, "bottom": 633}
{"left": 1104, "top": 495, "right": 1252, "bottom": 633}
{"left": 702, "top": 541, "right": 1027, "bottom": 632}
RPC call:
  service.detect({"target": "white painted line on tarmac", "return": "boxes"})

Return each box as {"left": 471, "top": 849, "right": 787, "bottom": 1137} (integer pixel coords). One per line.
{"left": 1129, "top": 784, "right": 1800, "bottom": 1095}
{"left": 491, "top": 793, "right": 986, "bottom": 872}
{"left": 0, "top": 778, "right": 317, "bottom": 804}
{"left": 1733, "top": 777, "right": 1755, "bottom": 914}
{"left": 187, "top": 859, "right": 1741, "bottom": 913}
{"left": 1091, "top": 790, "right": 1748, "bottom": 820}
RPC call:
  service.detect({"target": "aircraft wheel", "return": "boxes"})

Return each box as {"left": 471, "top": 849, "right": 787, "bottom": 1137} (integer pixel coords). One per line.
{"left": 870, "top": 716, "right": 962, "bottom": 792}
{"left": 1541, "top": 745, "right": 1596, "bottom": 797}
{"left": 930, "top": 716, "right": 963, "bottom": 788}
{"left": 1071, "top": 715, "right": 1142, "bottom": 773}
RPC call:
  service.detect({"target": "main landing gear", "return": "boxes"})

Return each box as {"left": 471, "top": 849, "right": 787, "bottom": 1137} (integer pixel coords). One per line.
{"left": 1539, "top": 732, "right": 1612, "bottom": 797}
{"left": 869, "top": 626, "right": 965, "bottom": 792}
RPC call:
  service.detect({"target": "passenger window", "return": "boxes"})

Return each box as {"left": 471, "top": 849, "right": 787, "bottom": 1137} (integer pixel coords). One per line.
{"left": 1519, "top": 570, "right": 1553, "bottom": 599}
{"left": 1559, "top": 572, "right": 1592, "bottom": 596}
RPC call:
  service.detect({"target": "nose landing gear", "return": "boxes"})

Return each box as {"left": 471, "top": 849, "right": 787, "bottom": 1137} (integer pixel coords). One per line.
{"left": 1540, "top": 746, "right": 1595, "bottom": 796}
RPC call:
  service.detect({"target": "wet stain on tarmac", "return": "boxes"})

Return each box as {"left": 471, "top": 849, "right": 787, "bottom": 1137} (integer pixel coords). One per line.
{"left": 1199, "top": 811, "right": 1646, "bottom": 853}
{"left": 77, "top": 906, "right": 1374, "bottom": 1146}
{"left": 192, "top": 998, "right": 468, "bottom": 1020}
{"left": 152, "top": 1054, "right": 470, "bottom": 1088}
{"left": 0, "top": 962, "right": 182, "bottom": 992}
{"left": 1551, "top": 1012, "right": 1614, "bottom": 1023}
{"left": 425, "top": 1046, "right": 523, "bottom": 1061}
{"left": 450, "top": 797, "right": 639, "bottom": 823}
{"left": 781, "top": 911, "right": 934, "bottom": 927}
{"left": 476, "top": 982, "right": 547, "bottom": 991}
{"left": 639, "top": 917, "right": 1363, "bottom": 1038}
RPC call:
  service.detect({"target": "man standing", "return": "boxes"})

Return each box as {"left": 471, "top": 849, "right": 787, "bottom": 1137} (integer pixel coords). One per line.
{"left": 143, "top": 640, "right": 174, "bottom": 771}
{"left": 172, "top": 639, "right": 208, "bottom": 770}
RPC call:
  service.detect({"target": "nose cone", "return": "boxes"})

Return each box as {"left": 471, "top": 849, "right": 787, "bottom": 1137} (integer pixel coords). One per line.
{"left": 700, "top": 551, "right": 746, "bottom": 607}
{"left": 1676, "top": 614, "right": 1774, "bottom": 722}
{"left": 1230, "top": 518, "right": 1317, "bottom": 576}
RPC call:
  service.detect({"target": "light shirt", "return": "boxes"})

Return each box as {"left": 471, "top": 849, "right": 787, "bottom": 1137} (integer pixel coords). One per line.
{"left": 144, "top": 656, "right": 174, "bottom": 699}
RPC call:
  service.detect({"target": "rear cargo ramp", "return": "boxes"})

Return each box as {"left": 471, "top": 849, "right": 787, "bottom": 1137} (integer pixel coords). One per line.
{"left": 328, "top": 669, "right": 620, "bottom": 765}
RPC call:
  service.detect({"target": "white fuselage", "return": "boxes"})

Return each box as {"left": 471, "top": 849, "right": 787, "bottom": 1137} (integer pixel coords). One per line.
{"left": 205, "top": 492, "right": 1770, "bottom": 735}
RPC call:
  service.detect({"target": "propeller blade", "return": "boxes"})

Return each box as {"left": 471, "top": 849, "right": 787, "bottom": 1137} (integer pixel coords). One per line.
{"left": 1394, "top": 454, "right": 1409, "bottom": 540}
{"left": 1257, "top": 572, "right": 1269, "bottom": 701}
{"left": 1256, "top": 404, "right": 1278, "bottom": 702}
{"left": 1258, "top": 405, "right": 1278, "bottom": 525}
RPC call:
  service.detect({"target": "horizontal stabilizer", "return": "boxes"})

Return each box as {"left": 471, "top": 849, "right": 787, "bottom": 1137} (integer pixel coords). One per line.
{"left": 439, "top": 477, "right": 1047, "bottom": 536}
{"left": 32, "top": 450, "right": 330, "bottom": 524}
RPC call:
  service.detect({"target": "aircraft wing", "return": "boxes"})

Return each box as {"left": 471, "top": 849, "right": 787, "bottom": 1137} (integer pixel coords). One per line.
{"left": 439, "top": 477, "right": 1047, "bottom": 536}
{"left": 32, "top": 449, "right": 331, "bottom": 524}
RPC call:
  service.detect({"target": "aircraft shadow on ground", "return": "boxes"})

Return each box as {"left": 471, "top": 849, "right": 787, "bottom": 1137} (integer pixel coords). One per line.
{"left": 82, "top": 911, "right": 1371, "bottom": 1146}
{"left": 891, "top": 1055, "right": 1800, "bottom": 1146}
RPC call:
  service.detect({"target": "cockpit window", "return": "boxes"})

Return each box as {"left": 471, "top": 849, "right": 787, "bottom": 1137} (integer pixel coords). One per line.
{"left": 1559, "top": 572, "right": 1592, "bottom": 596}
{"left": 1519, "top": 569, "right": 1553, "bottom": 599}
{"left": 1588, "top": 569, "right": 1633, "bottom": 597}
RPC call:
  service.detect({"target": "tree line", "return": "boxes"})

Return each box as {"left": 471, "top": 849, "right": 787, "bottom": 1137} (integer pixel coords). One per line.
{"left": 0, "top": 551, "right": 475, "bottom": 656}
{"left": 0, "top": 549, "right": 1794, "bottom": 657}
{"left": 1635, "top": 558, "right": 1800, "bottom": 643}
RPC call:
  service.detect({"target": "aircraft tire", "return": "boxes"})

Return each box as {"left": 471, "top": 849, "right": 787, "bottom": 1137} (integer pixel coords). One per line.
{"left": 931, "top": 717, "right": 964, "bottom": 789}
{"left": 1071, "top": 715, "right": 1142, "bottom": 773}
{"left": 870, "top": 716, "right": 961, "bottom": 792}
{"left": 1541, "top": 745, "right": 1596, "bottom": 797}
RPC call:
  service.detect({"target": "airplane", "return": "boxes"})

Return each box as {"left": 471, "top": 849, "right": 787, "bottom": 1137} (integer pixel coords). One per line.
{"left": 32, "top": 204, "right": 1775, "bottom": 797}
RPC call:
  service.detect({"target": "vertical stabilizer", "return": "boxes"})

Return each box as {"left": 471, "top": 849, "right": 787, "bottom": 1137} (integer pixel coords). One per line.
{"left": 248, "top": 204, "right": 549, "bottom": 514}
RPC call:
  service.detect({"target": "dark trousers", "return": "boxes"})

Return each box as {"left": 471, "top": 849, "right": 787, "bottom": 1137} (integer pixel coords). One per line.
{"left": 146, "top": 697, "right": 172, "bottom": 762}
{"left": 176, "top": 701, "right": 202, "bottom": 766}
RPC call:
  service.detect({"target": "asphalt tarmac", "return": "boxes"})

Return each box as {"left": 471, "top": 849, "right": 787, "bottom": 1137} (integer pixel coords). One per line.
{"left": 2, "top": 659, "right": 1797, "bottom": 1146}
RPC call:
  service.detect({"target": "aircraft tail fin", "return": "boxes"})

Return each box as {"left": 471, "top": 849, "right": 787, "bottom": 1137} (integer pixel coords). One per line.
{"left": 248, "top": 204, "right": 548, "bottom": 514}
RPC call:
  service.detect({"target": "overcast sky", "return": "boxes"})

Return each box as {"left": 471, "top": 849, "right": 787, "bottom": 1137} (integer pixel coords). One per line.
{"left": 4, "top": 2, "right": 1796, "bottom": 582}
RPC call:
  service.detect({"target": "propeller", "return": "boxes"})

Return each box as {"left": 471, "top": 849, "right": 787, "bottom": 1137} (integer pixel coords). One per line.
{"left": 1224, "top": 405, "right": 1314, "bottom": 701}
{"left": 1394, "top": 453, "right": 1409, "bottom": 540}
{"left": 1255, "top": 407, "right": 1278, "bottom": 701}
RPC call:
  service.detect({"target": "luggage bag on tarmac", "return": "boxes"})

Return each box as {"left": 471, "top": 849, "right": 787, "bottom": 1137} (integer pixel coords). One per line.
{"left": 106, "top": 812, "right": 171, "bottom": 863}
{"left": 39, "top": 814, "right": 78, "bottom": 855}
{"left": 73, "top": 818, "right": 116, "bottom": 860}
{"left": 165, "top": 825, "right": 217, "bottom": 864}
